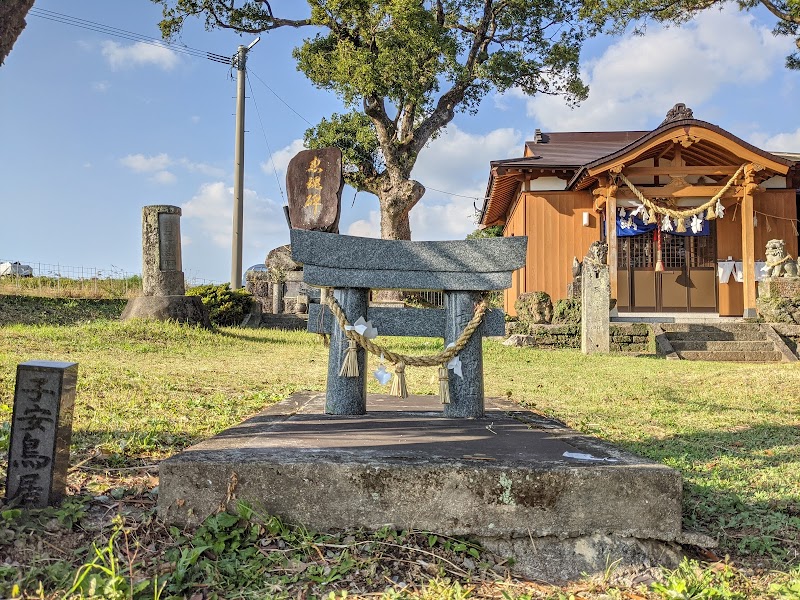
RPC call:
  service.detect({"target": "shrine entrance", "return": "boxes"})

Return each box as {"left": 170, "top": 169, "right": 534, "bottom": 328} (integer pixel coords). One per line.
{"left": 616, "top": 225, "right": 718, "bottom": 312}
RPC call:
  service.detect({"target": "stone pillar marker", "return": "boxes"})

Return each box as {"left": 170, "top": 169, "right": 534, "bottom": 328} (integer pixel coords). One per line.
{"left": 581, "top": 242, "right": 610, "bottom": 354}
{"left": 122, "top": 205, "right": 211, "bottom": 327}
{"left": 143, "top": 205, "right": 185, "bottom": 296}
{"left": 6, "top": 361, "right": 78, "bottom": 508}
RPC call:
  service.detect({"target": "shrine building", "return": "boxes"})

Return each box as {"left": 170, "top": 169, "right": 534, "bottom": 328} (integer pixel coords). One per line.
{"left": 479, "top": 104, "right": 800, "bottom": 317}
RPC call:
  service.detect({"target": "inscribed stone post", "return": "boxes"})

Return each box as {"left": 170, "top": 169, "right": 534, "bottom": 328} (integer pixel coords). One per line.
{"left": 121, "top": 205, "right": 211, "bottom": 327}
{"left": 141, "top": 205, "right": 185, "bottom": 296}
{"left": 6, "top": 361, "right": 77, "bottom": 508}
{"left": 581, "top": 258, "right": 610, "bottom": 354}
{"left": 286, "top": 148, "right": 343, "bottom": 232}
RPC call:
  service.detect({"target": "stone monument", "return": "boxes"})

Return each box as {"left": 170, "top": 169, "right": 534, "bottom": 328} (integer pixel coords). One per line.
{"left": 6, "top": 361, "right": 77, "bottom": 507}
{"left": 286, "top": 147, "right": 343, "bottom": 233}
{"left": 121, "top": 205, "right": 210, "bottom": 327}
{"left": 581, "top": 241, "right": 610, "bottom": 354}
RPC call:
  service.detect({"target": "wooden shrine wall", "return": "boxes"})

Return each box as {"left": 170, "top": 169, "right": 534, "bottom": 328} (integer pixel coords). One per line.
{"left": 504, "top": 191, "right": 598, "bottom": 314}
{"left": 716, "top": 189, "right": 797, "bottom": 316}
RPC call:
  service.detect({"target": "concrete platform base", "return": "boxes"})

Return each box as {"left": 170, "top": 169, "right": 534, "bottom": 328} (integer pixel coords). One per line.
{"left": 159, "top": 392, "right": 704, "bottom": 582}
{"left": 121, "top": 295, "right": 211, "bottom": 328}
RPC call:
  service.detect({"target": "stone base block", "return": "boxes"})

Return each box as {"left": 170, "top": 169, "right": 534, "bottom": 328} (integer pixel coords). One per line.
{"left": 158, "top": 392, "right": 694, "bottom": 582}
{"left": 121, "top": 295, "right": 211, "bottom": 328}
{"left": 760, "top": 276, "right": 800, "bottom": 299}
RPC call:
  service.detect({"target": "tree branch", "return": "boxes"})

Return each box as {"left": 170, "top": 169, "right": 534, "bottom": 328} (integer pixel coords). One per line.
{"left": 411, "top": 0, "right": 495, "bottom": 154}
{"left": 759, "top": 0, "right": 800, "bottom": 25}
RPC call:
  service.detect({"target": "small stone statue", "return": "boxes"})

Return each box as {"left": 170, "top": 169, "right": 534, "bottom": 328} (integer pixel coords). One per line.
{"left": 566, "top": 257, "right": 583, "bottom": 299}
{"left": 764, "top": 239, "right": 798, "bottom": 278}
{"left": 584, "top": 241, "right": 609, "bottom": 267}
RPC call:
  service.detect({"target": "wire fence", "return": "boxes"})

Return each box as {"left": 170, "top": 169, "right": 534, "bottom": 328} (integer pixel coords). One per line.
{"left": 0, "top": 260, "right": 219, "bottom": 299}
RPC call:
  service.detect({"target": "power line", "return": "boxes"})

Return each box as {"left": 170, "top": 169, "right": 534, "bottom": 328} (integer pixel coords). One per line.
{"left": 424, "top": 186, "right": 484, "bottom": 200}
{"left": 30, "top": 9, "right": 493, "bottom": 207}
{"left": 246, "top": 70, "right": 286, "bottom": 203}
{"left": 28, "top": 7, "right": 231, "bottom": 64}
{"left": 247, "top": 69, "right": 313, "bottom": 126}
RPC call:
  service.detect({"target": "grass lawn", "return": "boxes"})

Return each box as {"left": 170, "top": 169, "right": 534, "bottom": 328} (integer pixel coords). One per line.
{"left": 0, "top": 304, "right": 798, "bottom": 598}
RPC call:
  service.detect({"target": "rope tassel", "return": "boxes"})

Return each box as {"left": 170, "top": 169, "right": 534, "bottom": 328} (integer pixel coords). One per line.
{"left": 438, "top": 365, "right": 450, "bottom": 404}
{"left": 339, "top": 338, "right": 359, "bottom": 377}
{"left": 389, "top": 362, "right": 408, "bottom": 398}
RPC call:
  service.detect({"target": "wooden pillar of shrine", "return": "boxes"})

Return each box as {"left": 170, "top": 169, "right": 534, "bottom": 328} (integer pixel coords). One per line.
{"left": 603, "top": 178, "right": 619, "bottom": 303}
{"left": 741, "top": 163, "right": 761, "bottom": 318}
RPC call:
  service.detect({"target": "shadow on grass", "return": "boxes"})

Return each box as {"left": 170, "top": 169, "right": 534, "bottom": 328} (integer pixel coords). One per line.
{"left": 620, "top": 423, "right": 800, "bottom": 566}
{"left": 214, "top": 327, "right": 322, "bottom": 345}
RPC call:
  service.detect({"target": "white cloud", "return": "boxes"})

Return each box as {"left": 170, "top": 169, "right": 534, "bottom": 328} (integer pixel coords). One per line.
{"left": 190, "top": 116, "right": 201, "bottom": 124}
{"left": 347, "top": 212, "right": 381, "bottom": 238}
{"left": 762, "top": 128, "right": 800, "bottom": 152}
{"left": 152, "top": 171, "right": 177, "bottom": 185}
{"left": 413, "top": 125, "right": 522, "bottom": 193}
{"left": 524, "top": 7, "right": 792, "bottom": 130}
{"left": 181, "top": 182, "right": 285, "bottom": 250}
{"left": 92, "top": 81, "right": 110, "bottom": 93}
{"left": 101, "top": 40, "right": 180, "bottom": 71}
{"left": 120, "top": 153, "right": 225, "bottom": 184}
{"left": 410, "top": 192, "right": 480, "bottom": 241}
{"left": 120, "top": 153, "right": 172, "bottom": 173}
{"left": 178, "top": 158, "right": 226, "bottom": 178}
{"left": 263, "top": 139, "right": 305, "bottom": 175}
{"left": 344, "top": 194, "right": 478, "bottom": 242}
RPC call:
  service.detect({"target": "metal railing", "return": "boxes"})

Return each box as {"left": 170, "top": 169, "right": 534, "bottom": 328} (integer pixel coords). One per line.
{"left": 0, "top": 259, "right": 223, "bottom": 299}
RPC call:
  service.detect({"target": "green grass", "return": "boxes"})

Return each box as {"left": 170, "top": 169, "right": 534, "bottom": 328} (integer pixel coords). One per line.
{"left": 0, "top": 304, "right": 799, "bottom": 597}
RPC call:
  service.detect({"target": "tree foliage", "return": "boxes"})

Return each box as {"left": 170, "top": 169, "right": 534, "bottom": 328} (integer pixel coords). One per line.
{"left": 581, "top": 0, "right": 800, "bottom": 69}
{"left": 154, "top": 0, "right": 595, "bottom": 239}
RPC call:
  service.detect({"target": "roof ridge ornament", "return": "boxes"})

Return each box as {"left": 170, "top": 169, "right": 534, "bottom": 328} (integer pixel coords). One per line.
{"left": 661, "top": 103, "right": 694, "bottom": 125}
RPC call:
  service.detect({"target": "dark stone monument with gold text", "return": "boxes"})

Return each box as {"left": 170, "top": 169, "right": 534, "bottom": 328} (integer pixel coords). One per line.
{"left": 286, "top": 148, "right": 343, "bottom": 233}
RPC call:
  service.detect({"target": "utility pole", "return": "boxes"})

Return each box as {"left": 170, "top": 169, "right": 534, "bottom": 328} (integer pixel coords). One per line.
{"left": 230, "top": 37, "right": 259, "bottom": 290}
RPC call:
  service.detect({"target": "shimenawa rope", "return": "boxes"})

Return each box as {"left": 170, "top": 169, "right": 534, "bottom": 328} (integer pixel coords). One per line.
{"left": 325, "top": 294, "right": 488, "bottom": 402}
{"left": 614, "top": 164, "right": 746, "bottom": 224}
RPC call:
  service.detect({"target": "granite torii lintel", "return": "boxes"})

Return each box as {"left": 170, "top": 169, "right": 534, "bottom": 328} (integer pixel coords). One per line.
{"left": 290, "top": 229, "right": 527, "bottom": 418}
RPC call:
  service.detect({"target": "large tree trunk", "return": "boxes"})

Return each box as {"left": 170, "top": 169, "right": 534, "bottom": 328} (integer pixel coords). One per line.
{"left": 1, "top": 0, "right": 35, "bottom": 66}
{"left": 373, "top": 177, "right": 425, "bottom": 304}
{"left": 377, "top": 178, "right": 425, "bottom": 241}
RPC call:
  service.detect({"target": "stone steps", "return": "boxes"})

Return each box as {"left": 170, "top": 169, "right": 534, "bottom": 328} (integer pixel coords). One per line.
{"left": 659, "top": 323, "right": 785, "bottom": 362}
{"left": 676, "top": 350, "right": 784, "bottom": 362}
{"left": 260, "top": 314, "right": 308, "bottom": 331}
{"left": 665, "top": 330, "right": 768, "bottom": 341}
{"left": 669, "top": 340, "right": 776, "bottom": 352}
{"left": 659, "top": 323, "right": 764, "bottom": 334}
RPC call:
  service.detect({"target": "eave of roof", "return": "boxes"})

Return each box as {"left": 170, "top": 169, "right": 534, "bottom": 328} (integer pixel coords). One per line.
{"left": 479, "top": 118, "right": 796, "bottom": 226}
{"left": 568, "top": 119, "right": 794, "bottom": 189}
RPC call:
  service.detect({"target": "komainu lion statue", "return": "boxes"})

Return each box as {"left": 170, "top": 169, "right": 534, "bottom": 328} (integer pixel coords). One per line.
{"left": 764, "top": 239, "right": 798, "bottom": 278}
{"left": 584, "top": 241, "right": 608, "bottom": 266}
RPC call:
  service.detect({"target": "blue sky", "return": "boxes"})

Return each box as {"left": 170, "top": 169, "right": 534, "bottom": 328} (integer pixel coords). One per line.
{"left": 1, "top": 1, "right": 798, "bottom": 284}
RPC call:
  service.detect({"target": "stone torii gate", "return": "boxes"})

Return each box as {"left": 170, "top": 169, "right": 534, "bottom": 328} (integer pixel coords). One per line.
{"left": 290, "top": 228, "right": 527, "bottom": 418}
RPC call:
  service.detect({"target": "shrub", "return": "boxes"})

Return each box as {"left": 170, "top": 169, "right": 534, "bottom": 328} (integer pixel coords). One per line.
{"left": 466, "top": 225, "right": 504, "bottom": 239}
{"left": 515, "top": 291, "right": 553, "bottom": 326}
{"left": 186, "top": 283, "right": 252, "bottom": 326}
{"left": 553, "top": 298, "right": 581, "bottom": 324}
